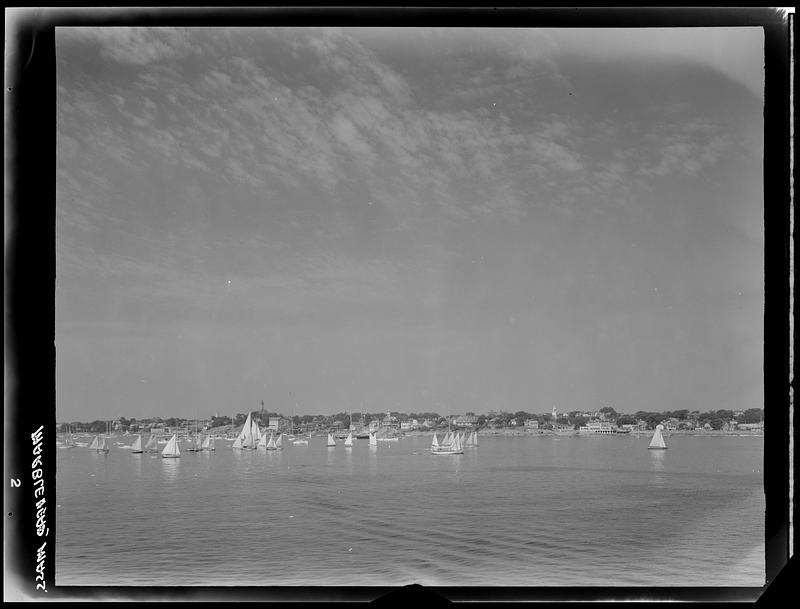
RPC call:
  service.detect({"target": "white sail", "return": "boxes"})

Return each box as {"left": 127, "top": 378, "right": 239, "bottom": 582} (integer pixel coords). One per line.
{"left": 161, "top": 434, "right": 180, "bottom": 458}
{"left": 144, "top": 434, "right": 158, "bottom": 451}
{"left": 649, "top": 425, "right": 667, "bottom": 449}
{"left": 131, "top": 435, "right": 143, "bottom": 453}
{"left": 253, "top": 421, "right": 262, "bottom": 445}
{"left": 201, "top": 434, "right": 211, "bottom": 450}
{"left": 472, "top": 431, "right": 478, "bottom": 447}
{"left": 344, "top": 432, "right": 353, "bottom": 447}
{"left": 258, "top": 431, "right": 267, "bottom": 448}
{"left": 97, "top": 436, "right": 109, "bottom": 452}
{"left": 327, "top": 433, "right": 336, "bottom": 447}
{"left": 275, "top": 434, "right": 283, "bottom": 448}
{"left": 208, "top": 436, "right": 216, "bottom": 451}
{"left": 431, "top": 433, "right": 439, "bottom": 448}
{"left": 239, "top": 413, "right": 254, "bottom": 448}
{"left": 232, "top": 435, "right": 243, "bottom": 449}
{"left": 266, "top": 433, "right": 277, "bottom": 450}
{"left": 89, "top": 435, "right": 99, "bottom": 450}
{"left": 369, "top": 431, "right": 377, "bottom": 446}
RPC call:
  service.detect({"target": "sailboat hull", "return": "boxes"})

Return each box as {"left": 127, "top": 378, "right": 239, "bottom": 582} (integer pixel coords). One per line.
{"left": 648, "top": 446, "right": 668, "bottom": 450}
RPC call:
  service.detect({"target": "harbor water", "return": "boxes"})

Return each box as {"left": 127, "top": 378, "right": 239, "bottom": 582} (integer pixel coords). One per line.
{"left": 55, "top": 433, "right": 764, "bottom": 587}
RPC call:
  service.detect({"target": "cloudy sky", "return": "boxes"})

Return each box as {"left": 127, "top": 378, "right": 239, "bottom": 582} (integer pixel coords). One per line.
{"left": 55, "top": 27, "right": 764, "bottom": 422}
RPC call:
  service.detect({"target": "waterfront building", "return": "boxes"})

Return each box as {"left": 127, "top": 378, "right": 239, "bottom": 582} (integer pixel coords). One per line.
{"left": 524, "top": 419, "right": 539, "bottom": 430}
{"left": 453, "top": 414, "right": 478, "bottom": 427}
{"left": 578, "top": 420, "right": 622, "bottom": 435}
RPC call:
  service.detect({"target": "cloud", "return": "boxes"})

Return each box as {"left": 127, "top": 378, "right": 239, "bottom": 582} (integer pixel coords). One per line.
{"left": 62, "top": 27, "right": 202, "bottom": 65}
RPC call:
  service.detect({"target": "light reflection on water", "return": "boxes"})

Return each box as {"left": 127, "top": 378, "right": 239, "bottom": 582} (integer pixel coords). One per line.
{"left": 56, "top": 434, "right": 765, "bottom": 587}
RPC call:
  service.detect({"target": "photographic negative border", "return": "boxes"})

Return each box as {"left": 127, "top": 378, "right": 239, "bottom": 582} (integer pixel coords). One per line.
{"left": 4, "top": 5, "right": 793, "bottom": 603}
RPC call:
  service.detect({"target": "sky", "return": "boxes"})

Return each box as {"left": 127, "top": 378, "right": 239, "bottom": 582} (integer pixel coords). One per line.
{"left": 55, "top": 27, "right": 765, "bottom": 422}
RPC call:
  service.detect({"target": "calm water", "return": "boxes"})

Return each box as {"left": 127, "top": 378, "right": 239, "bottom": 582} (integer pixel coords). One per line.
{"left": 55, "top": 433, "right": 764, "bottom": 587}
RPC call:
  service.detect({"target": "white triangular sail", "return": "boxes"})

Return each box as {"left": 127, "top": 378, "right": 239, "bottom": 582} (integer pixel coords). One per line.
{"left": 239, "top": 413, "right": 254, "bottom": 448}
{"left": 327, "top": 433, "right": 336, "bottom": 447}
{"left": 471, "top": 431, "right": 478, "bottom": 447}
{"left": 369, "top": 431, "right": 377, "bottom": 446}
{"left": 202, "top": 434, "right": 212, "bottom": 450}
{"left": 431, "top": 433, "right": 439, "bottom": 449}
{"left": 266, "top": 433, "right": 277, "bottom": 450}
{"left": 208, "top": 436, "right": 216, "bottom": 451}
{"left": 344, "top": 432, "right": 353, "bottom": 447}
{"left": 258, "top": 431, "right": 268, "bottom": 448}
{"left": 232, "top": 435, "right": 243, "bottom": 449}
{"left": 131, "top": 435, "right": 143, "bottom": 453}
{"left": 89, "top": 435, "right": 99, "bottom": 450}
{"left": 97, "top": 436, "right": 109, "bottom": 452}
{"left": 161, "top": 434, "right": 180, "bottom": 458}
{"left": 649, "top": 425, "right": 667, "bottom": 449}
{"left": 275, "top": 434, "right": 283, "bottom": 448}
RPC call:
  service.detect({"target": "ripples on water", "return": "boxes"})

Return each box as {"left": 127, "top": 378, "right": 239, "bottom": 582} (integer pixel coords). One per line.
{"left": 55, "top": 434, "right": 764, "bottom": 587}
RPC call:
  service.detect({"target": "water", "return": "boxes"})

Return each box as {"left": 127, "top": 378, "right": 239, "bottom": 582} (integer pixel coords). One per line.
{"left": 55, "top": 434, "right": 764, "bottom": 586}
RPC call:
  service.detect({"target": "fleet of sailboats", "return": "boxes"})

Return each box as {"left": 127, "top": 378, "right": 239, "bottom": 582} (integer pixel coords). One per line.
{"left": 430, "top": 419, "right": 465, "bottom": 455}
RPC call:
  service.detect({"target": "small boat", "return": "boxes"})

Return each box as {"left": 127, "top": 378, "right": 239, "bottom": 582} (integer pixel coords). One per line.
{"left": 161, "top": 434, "right": 181, "bottom": 458}
{"left": 369, "top": 431, "right": 377, "bottom": 447}
{"left": 463, "top": 430, "right": 478, "bottom": 448}
{"left": 275, "top": 434, "right": 283, "bottom": 449}
{"left": 327, "top": 433, "right": 336, "bottom": 447}
{"left": 144, "top": 434, "right": 159, "bottom": 453}
{"left": 88, "top": 435, "right": 100, "bottom": 451}
{"left": 266, "top": 433, "right": 278, "bottom": 451}
{"left": 648, "top": 425, "right": 668, "bottom": 450}
{"left": 293, "top": 438, "right": 309, "bottom": 446}
{"left": 202, "top": 434, "right": 215, "bottom": 451}
{"left": 344, "top": 431, "right": 353, "bottom": 447}
{"left": 96, "top": 435, "right": 110, "bottom": 454}
{"left": 130, "top": 434, "right": 144, "bottom": 454}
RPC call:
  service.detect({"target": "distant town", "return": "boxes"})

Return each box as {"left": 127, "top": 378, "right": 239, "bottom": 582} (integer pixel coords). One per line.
{"left": 58, "top": 406, "right": 764, "bottom": 436}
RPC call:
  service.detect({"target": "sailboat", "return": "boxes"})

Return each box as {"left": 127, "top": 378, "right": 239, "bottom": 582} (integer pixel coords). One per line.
{"left": 201, "top": 434, "right": 215, "bottom": 451}
{"left": 96, "top": 435, "right": 110, "bottom": 454}
{"left": 463, "top": 430, "right": 478, "bottom": 448}
{"left": 275, "top": 434, "right": 283, "bottom": 449}
{"left": 88, "top": 435, "right": 100, "bottom": 450}
{"left": 266, "top": 433, "right": 278, "bottom": 451}
{"left": 344, "top": 431, "right": 353, "bottom": 447}
{"left": 161, "top": 433, "right": 181, "bottom": 458}
{"left": 369, "top": 431, "right": 378, "bottom": 447}
{"left": 95, "top": 421, "right": 110, "bottom": 454}
{"left": 131, "top": 434, "right": 144, "bottom": 454}
{"left": 431, "top": 418, "right": 463, "bottom": 455}
{"left": 648, "top": 424, "right": 668, "bottom": 450}
{"left": 258, "top": 430, "right": 268, "bottom": 449}
{"left": 327, "top": 433, "right": 336, "bottom": 447}
{"left": 145, "top": 433, "right": 159, "bottom": 453}
{"left": 65, "top": 425, "right": 77, "bottom": 448}
{"left": 234, "top": 412, "right": 257, "bottom": 450}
